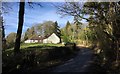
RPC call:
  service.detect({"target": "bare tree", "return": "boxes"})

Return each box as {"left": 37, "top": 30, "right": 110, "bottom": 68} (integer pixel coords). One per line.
{"left": 55, "top": 2, "right": 88, "bottom": 22}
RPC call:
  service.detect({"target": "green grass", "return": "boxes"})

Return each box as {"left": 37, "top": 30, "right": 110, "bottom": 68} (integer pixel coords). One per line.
{"left": 5, "top": 43, "right": 64, "bottom": 51}
{"left": 3, "top": 43, "right": 77, "bottom": 72}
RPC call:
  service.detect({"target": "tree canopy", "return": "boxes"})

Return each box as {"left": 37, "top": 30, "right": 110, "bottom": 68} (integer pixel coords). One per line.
{"left": 56, "top": 2, "right": 120, "bottom": 72}
{"left": 23, "top": 21, "right": 61, "bottom": 41}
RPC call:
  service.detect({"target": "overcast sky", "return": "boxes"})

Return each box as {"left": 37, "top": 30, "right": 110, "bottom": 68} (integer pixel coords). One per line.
{"left": 3, "top": 2, "right": 87, "bottom": 36}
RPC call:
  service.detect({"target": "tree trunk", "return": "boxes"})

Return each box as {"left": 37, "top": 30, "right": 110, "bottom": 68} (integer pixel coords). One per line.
{"left": 14, "top": 1, "right": 25, "bottom": 55}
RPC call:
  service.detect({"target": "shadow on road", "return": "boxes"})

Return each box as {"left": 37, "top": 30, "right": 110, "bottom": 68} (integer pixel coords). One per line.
{"left": 44, "top": 46, "right": 95, "bottom": 72}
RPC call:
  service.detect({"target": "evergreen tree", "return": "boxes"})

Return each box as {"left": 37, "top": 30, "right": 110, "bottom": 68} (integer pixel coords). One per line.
{"left": 53, "top": 21, "right": 61, "bottom": 37}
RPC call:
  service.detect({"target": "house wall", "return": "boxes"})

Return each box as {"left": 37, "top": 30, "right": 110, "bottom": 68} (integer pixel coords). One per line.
{"left": 25, "top": 40, "right": 31, "bottom": 43}
{"left": 43, "top": 33, "right": 60, "bottom": 44}
{"left": 24, "top": 40, "right": 38, "bottom": 43}
{"left": 43, "top": 39, "right": 48, "bottom": 43}
{"left": 24, "top": 33, "right": 60, "bottom": 44}
{"left": 33, "top": 40, "right": 38, "bottom": 43}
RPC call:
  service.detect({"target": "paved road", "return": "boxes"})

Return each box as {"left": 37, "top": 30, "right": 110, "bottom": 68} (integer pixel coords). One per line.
{"left": 50, "top": 47, "right": 94, "bottom": 72}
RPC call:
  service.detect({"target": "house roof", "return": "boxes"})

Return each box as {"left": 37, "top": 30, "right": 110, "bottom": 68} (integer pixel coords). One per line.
{"left": 44, "top": 34, "right": 52, "bottom": 38}
{"left": 45, "top": 33, "right": 60, "bottom": 39}
{"left": 29, "top": 36, "right": 44, "bottom": 40}
{"left": 28, "top": 33, "right": 60, "bottom": 40}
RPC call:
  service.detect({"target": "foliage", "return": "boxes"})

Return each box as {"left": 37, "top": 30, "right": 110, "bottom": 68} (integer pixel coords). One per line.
{"left": 61, "top": 32, "right": 70, "bottom": 43}
{"left": 61, "top": 21, "right": 72, "bottom": 43}
{"left": 3, "top": 43, "right": 77, "bottom": 72}
{"left": 79, "top": 27, "right": 97, "bottom": 44}
{"left": 83, "top": 2, "right": 120, "bottom": 72}
{"left": 57, "top": 2, "right": 120, "bottom": 72}
{"left": 24, "top": 27, "right": 37, "bottom": 41}
{"left": 33, "top": 21, "right": 61, "bottom": 38}
{"left": 41, "top": 21, "right": 55, "bottom": 36}
{"left": 6, "top": 32, "right": 16, "bottom": 49}
{"left": 61, "top": 21, "right": 83, "bottom": 43}
{"left": 53, "top": 21, "right": 61, "bottom": 38}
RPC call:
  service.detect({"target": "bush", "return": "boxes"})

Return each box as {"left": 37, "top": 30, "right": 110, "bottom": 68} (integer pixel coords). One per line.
{"left": 6, "top": 42, "right": 15, "bottom": 49}
{"left": 65, "top": 42, "right": 76, "bottom": 51}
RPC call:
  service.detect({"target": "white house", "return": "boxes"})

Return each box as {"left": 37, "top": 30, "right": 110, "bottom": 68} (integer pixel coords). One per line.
{"left": 24, "top": 33, "right": 60, "bottom": 44}
{"left": 43, "top": 33, "right": 60, "bottom": 44}
{"left": 24, "top": 39, "right": 38, "bottom": 43}
{"left": 24, "top": 36, "right": 43, "bottom": 43}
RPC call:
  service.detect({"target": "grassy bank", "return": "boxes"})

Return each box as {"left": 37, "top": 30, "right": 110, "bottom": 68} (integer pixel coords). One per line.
{"left": 5, "top": 43, "right": 64, "bottom": 51}
{"left": 3, "top": 43, "right": 79, "bottom": 73}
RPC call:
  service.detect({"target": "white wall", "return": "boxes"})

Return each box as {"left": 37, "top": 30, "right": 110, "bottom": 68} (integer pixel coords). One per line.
{"left": 24, "top": 33, "right": 60, "bottom": 44}
{"left": 24, "top": 40, "right": 38, "bottom": 43}
{"left": 43, "top": 39, "right": 48, "bottom": 43}
{"left": 43, "top": 33, "right": 60, "bottom": 44}
{"left": 25, "top": 40, "right": 31, "bottom": 43}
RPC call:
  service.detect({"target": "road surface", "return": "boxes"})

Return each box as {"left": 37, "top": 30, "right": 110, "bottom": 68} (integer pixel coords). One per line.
{"left": 49, "top": 47, "right": 94, "bottom": 72}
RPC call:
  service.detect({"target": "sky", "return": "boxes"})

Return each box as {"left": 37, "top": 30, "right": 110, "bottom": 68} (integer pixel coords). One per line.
{"left": 3, "top": 2, "right": 87, "bottom": 36}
